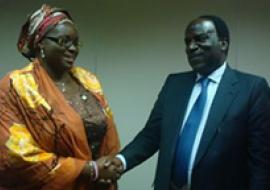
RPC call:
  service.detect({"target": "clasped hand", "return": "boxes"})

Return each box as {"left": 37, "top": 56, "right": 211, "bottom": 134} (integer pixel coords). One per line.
{"left": 95, "top": 156, "right": 124, "bottom": 184}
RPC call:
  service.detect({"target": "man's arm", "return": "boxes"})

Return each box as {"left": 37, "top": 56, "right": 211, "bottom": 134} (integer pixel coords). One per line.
{"left": 248, "top": 78, "right": 270, "bottom": 189}
{"left": 100, "top": 75, "right": 172, "bottom": 180}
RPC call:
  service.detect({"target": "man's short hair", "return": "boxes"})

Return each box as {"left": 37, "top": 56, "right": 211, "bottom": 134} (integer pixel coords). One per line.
{"left": 199, "top": 15, "right": 230, "bottom": 45}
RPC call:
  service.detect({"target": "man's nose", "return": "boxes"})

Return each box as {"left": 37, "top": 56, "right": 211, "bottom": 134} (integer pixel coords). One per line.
{"left": 187, "top": 41, "right": 198, "bottom": 51}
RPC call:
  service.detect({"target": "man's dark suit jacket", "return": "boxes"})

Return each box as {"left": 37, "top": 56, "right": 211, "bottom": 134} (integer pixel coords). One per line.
{"left": 121, "top": 66, "right": 270, "bottom": 190}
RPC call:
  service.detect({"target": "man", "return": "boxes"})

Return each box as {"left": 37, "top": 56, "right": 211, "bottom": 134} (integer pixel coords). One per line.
{"left": 103, "top": 15, "right": 270, "bottom": 190}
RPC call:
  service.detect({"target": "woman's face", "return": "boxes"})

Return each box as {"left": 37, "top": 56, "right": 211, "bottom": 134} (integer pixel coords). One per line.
{"left": 40, "top": 21, "right": 80, "bottom": 72}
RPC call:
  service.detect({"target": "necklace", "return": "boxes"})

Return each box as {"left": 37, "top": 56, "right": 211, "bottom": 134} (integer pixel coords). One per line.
{"left": 77, "top": 86, "right": 89, "bottom": 102}
{"left": 56, "top": 82, "right": 67, "bottom": 92}
{"left": 67, "top": 85, "right": 89, "bottom": 105}
{"left": 55, "top": 81, "right": 89, "bottom": 103}
{"left": 80, "top": 94, "right": 88, "bottom": 101}
{"left": 55, "top": 82, "right": 66, "bottom": 92}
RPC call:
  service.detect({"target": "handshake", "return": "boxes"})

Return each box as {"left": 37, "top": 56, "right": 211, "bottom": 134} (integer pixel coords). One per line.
{"left": 86, "top": 156, "right": 125, "bottom": 185}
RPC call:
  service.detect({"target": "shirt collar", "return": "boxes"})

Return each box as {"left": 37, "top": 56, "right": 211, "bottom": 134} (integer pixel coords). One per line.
{"left": 196, "top": 62, "right": 227, "bottom": 84}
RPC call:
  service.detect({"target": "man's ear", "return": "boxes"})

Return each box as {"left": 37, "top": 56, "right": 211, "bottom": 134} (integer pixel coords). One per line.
{"left": 219, "top": 40, "right": 228, "bottom": 51}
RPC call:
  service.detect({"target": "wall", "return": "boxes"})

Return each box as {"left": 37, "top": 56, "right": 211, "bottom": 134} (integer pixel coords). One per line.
{"left": 0, "top": 0, "right": 269, "bottom": 189}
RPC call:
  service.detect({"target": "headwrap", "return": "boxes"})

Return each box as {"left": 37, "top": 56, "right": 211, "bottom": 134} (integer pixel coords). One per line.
{"left": 17, "top": 4, "right": 74, "bottom": 60}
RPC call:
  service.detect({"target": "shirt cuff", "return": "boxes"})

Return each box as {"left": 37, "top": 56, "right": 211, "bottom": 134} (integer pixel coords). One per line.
{"left": 116, "top": 154, "right": 127, "bottom": 171}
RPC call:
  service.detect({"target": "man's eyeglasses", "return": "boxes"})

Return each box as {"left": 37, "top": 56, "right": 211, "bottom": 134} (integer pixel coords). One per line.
{"left": 45, "top": 36, "right": 82, "bottom": 49}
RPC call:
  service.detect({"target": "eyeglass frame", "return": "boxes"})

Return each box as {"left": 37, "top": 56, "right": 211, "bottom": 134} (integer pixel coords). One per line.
{"left": 44, "top": 36, "right": 82, "bottom": 49}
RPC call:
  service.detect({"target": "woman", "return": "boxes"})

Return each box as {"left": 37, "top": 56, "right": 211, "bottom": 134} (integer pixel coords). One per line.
{"left": 0, "top": 4, "right": 120, "bottom": 190}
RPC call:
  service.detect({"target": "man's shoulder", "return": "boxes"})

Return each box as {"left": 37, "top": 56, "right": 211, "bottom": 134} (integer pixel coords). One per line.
{"left": 167, "top": 71, "right": 195, "bottom": 80}
{"left": 227, "top": 68, "right": 270, "bottom": 94}
{"left": 160, "top": 71, "right": 195, "bottom": 90}
{"left": 229, "top": 67, "right": 267, "bottom": 82}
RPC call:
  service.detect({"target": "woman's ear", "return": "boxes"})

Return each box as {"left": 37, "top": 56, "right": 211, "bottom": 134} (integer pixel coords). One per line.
{"left": 37, "top": 42, "right": 44, "bottom": 50}
{"left": 36, "top": 42, "right": 45, "bottom": 59}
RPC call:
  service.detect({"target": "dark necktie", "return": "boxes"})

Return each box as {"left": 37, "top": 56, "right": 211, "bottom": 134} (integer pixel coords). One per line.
{"left": 172, "top": 77, "right": 210, "bottom": 187}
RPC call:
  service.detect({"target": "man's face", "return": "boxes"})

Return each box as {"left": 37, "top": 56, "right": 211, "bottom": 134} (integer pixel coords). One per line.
{"left": 185, "top": 19, "right": 226, "bottom": 76}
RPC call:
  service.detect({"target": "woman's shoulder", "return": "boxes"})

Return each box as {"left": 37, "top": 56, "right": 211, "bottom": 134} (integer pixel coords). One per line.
{"left": 71, "top": 66, "right": 98, "bottom": 79}
{"left": 71, "top": 66, "right": 103, "bottom": 94}
{"left": 0, "top": 63, "right": 34, "bottom": 90}
{"left": 71, "top": 66, "right": 102, "bottom": 83}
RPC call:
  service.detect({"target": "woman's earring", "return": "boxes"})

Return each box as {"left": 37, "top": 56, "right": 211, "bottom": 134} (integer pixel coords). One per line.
{"left": 40, "top": 48, "right": 45, "bottom": 58}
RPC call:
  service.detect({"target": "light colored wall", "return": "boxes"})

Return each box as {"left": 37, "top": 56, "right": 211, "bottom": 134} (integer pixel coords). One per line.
{"left": 1, "top": 0, "right": 269, "bottom": 189}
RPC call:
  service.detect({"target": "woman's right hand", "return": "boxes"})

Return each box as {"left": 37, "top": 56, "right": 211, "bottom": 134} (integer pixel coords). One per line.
{"left": 95, "top": 156, "right": 120, "bottom": 183}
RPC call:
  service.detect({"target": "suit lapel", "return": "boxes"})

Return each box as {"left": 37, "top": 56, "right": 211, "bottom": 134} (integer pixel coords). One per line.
{"left": 167, "top": 73, "right": 196, "bottom": 160}
{"left": 154, "top": 72, "right": 196, "bottom": 189}
{"left": 194, "top": 67, "right": 239, "bottom": 167}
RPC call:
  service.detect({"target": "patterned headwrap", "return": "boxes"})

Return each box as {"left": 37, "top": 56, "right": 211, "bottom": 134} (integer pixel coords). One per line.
{"left": 17, "top": 4, "right": 74, "bottom": 60}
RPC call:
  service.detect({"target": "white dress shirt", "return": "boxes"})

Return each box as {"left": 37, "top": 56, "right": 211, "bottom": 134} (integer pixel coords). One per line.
{"left": 184, "top": 63, "right": 226, "bottom": 188}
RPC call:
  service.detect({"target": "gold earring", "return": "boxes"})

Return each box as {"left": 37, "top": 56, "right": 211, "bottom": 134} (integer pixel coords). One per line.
{"left": 40, "top": 48, "right": 45, "bottom": 58}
